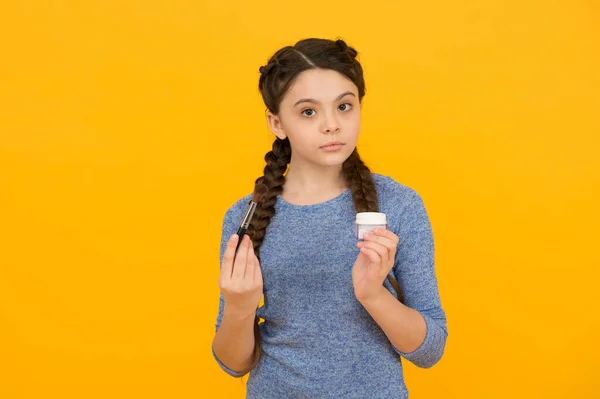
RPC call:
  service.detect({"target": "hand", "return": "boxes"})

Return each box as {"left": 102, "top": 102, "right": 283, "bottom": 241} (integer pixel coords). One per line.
{"left": 219, "top": 234, "right": 263, "bottom": 320}
{"left": 352, "top": 228, "right": 400, "bottom": 303}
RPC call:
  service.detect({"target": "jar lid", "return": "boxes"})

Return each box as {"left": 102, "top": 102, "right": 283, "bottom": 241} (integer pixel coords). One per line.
{"left": 355, "top": 212, "right": 387, "bottom": 224}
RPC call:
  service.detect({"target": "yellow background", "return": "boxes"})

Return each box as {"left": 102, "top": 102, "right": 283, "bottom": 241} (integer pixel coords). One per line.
{"left": 1, "top": 1, "right": 599, "bottom": 398}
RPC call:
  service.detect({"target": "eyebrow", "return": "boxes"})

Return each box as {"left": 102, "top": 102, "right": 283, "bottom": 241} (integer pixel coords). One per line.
{"left": 293, "top": 91, "right": 356, "bottom": 107}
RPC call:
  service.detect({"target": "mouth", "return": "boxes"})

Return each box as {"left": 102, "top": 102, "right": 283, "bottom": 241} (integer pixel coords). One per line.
{"left": 320, "top": 141, "right": 345, "bottom": 152}
{"left": 320, "top": 141, "right": 344, "bottom": 148}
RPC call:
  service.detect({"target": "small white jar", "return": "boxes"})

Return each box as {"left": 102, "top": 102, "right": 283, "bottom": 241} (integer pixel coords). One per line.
{"left": 355, "top": 212, "right": 388, "bottom": 240}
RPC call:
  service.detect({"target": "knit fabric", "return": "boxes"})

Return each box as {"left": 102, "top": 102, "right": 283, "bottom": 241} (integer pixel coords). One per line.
{"left": 213, "top": 173, "right": 447, "bottom": 398}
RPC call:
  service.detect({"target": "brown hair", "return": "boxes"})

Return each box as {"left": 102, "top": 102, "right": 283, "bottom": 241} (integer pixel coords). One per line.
{"left": 245, "top": 38, "right": 403, "bottom": 373}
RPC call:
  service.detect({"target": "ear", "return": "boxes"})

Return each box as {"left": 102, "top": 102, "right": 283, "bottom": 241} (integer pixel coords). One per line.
{"left": 266, "top": 111, "right": 287, "bottom": 140}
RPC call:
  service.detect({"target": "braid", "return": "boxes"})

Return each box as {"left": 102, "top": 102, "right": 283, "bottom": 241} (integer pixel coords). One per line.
{"left": 242, "top": 137, "right": 291, "bottom": 373}
{"left": 335, "top": 39, "right": 358, "bottom": 59}
{"left": 258, "top": 57, "right": 279, "bottom": 92}
{"left": 342, "top": 149, "right": 405, "bottom": 303}
{"left": 342, "top": 149, "right": 379, "bottom": 213}
{"left": 247, "top": 137, "right": 291, "bottom": 259}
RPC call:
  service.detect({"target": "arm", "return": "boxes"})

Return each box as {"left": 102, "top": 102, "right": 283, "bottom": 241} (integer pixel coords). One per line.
{"left": 359, "top": 287, "right": 428, "bottom": 355}
{"left": 212, "top": 207, "right": 262, "bottom": 377}
{"left": 357, "top": 188, "right": 447, "bottom": 368}
{"left": 212, "top": 301, "right": 256, "bottom": 377}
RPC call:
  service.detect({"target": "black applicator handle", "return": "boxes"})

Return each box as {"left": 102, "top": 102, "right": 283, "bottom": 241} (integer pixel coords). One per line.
{"left": 233, "top": 200, "right": 257, "bottom": 259}
{"left": 234, "top": 226, "right": 247, "bottom": 255}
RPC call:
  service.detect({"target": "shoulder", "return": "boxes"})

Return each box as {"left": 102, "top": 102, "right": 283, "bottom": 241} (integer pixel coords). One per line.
{"left": 371, "top": 173, "right": 430, "bottom": 231}
{"left": 222, "top": 193, "right": 253, "bottom": 223}
{"left": 372, "top": 173, "right": 424, "bottom": 205}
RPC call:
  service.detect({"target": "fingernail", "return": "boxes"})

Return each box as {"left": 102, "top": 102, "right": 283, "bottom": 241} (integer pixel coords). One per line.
{"left": 231, "top": 234, "right": 238, "bottom": 241}
{"left": 363, "top": 233, "right": 371, "bottom": 239}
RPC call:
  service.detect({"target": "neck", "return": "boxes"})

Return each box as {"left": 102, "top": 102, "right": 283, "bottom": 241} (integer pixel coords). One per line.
{"left": 283, "top": 163, "right": 347, "bottom": 196}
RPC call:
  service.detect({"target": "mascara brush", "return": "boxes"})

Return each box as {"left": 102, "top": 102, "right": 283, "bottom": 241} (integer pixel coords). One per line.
{"left": 234, "top": 181, "right": 269, "bottom": 256}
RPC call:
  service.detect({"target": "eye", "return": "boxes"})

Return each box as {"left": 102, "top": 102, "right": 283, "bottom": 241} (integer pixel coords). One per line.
{"left": 301, "top": 108, "right": 316, "bottom": 117}
{"left": 338, "top": 103, "right": 353, "bottom": 112}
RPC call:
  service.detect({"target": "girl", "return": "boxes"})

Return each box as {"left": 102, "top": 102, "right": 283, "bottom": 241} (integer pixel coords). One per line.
{"left": 212, "top": 38, "right": 447, "bottom": 398}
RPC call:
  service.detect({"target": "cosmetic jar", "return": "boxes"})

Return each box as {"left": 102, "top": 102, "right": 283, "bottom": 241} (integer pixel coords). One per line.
{"left": 355, "top": 212, "right": 388, "bottom": 240}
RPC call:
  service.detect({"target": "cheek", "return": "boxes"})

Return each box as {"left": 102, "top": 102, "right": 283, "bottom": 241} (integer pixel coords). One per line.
{"left": 285, "top": 126, "right": 317, "bottom": 149}
{"left": 343, "top": 113, "right": 361, "bottom": 137}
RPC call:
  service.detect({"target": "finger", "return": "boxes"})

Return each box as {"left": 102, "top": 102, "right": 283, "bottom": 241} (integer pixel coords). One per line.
{"left": 222, "top": 234, "right": 239, "bottom": 278}
{"left": 244, "top": 237, "right": 254, "bottom": 279}
{"left": 232, "top": 234, "right": 249, "bottom": 280}
{"left": 371, "top": 228, "right": 400, "bottom": 247}
{"left": 360, "top": 246, "right": 381, "bottom": 265}
{"left": 253, "top": 251, "right": 262, "bottom": 284}
{"left": 363, "top": 231, "right": 396, "bottom": 251}
{"left": 374, "top": 227, "right": 398, "bottom": 239}
{"left": 359, "top": 241, "right": 388, "bottom": 264}
{"left": 362, "top": 233, "right": 396, "bottom": 263}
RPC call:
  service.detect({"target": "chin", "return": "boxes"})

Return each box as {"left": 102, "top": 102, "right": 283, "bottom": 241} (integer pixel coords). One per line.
{"left": 320, "top": 153, "right": 352, "bottom": 167}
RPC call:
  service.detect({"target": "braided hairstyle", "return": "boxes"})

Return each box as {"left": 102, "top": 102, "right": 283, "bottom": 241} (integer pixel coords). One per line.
{"left": 245, "top": 38, "right": 403, "bottom": 372}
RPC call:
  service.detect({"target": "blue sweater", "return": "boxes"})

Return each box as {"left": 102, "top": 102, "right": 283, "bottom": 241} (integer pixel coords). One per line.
{"left": 213, "top": 173, "right": 447, "bottom": 398}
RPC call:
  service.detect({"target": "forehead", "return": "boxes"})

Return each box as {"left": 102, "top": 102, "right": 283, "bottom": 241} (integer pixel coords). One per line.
{"left": 283, "top": 68, "right": 358, "bottom": 104}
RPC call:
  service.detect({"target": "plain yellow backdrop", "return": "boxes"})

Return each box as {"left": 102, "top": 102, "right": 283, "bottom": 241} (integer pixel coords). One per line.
{"left": 1, "top": 1, "right": 599, "bottom": 398}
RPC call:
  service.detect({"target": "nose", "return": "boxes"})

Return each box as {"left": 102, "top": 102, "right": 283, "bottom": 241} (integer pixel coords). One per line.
{"left": 320, "top": 112, "right": 341, "bottom": 134}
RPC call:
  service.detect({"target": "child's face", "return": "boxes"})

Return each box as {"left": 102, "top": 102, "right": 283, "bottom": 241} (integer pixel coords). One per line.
{"left": 267, "top": 68, "right": 361, "bottom": 169}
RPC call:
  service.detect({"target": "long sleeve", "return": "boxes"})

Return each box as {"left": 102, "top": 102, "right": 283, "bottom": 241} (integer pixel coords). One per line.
{"left": 390, "top": 187, "right": 448, "bottom": 368}
{"left": 215, "top": 206, "right": 235, "bottom": 333}
{"left": 212, "top": 200, "right": 251, "bottom": 377}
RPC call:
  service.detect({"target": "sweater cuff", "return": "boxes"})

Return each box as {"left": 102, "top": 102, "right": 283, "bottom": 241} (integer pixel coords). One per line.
{"left": 392, "top": 312, "right": 445, "bottom": 368}
{"left": 212, "top": 346, "right": 246, "bottom": 378}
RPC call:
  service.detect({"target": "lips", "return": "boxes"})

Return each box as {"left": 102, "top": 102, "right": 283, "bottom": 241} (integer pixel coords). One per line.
{"left": 320, "top": 141, "right": 344, "bottom": 148}
{"left": 320, "top": 142, "right": 345, "bottom": 152}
